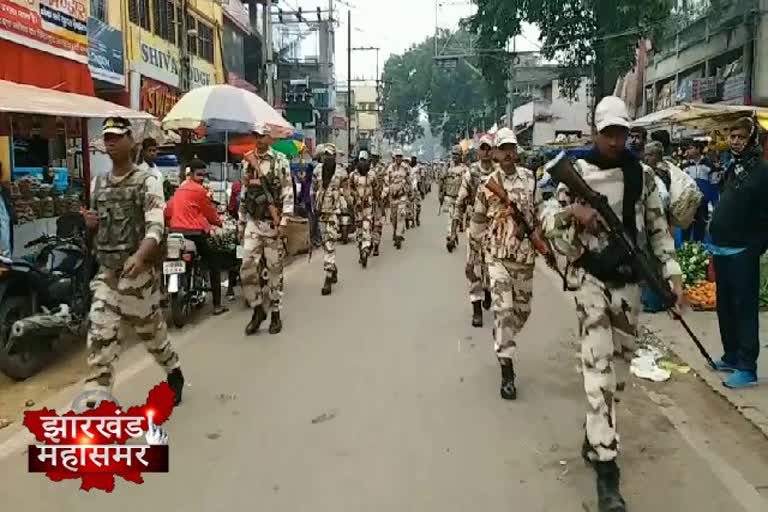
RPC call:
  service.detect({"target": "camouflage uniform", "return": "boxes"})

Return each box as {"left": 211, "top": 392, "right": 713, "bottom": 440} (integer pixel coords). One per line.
{"left": 472, "top": 166, "right": 538, "bottom": 364}
{"left": 440, "top": 163, "right": 466, "bottom": 246}
{"left": 85, "top": 166, "right": 180, "bottom": 394}
{"left": 239, "top": 149, "right": 294, "bottom": 313}
{"left": 409, "top": 163, "right": 422, "bottom": 226}
{"left": 371, "top": 162, "right": 389, "bottom": 252}
{"left": 456, "top": 161, "right": 497, "bottom": 303}
{"left": 349, "top": 166, "right": 377, "bottom": 262}
{"left": 540, "top": 158, "right": 681, "bottom": 463}
{"left": 313, "top": 162, "right": 348, "bottom": 282}
{"left": 385, "top": 161, "right": 412, "bottom": 246}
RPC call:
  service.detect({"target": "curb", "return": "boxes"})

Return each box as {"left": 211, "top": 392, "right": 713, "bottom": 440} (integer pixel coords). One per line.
{"left": 642, "top": 317, "right": 768, "bottom": 440}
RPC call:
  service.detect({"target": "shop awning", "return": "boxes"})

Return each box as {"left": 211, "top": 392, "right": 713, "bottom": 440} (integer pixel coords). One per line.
{"left": 0, "top": 80, "right": 154, "bottom": 120}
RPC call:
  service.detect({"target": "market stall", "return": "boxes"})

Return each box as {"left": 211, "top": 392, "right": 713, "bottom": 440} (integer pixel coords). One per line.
{"left": 0, "top": 80, "right": 156, "bottom": 257}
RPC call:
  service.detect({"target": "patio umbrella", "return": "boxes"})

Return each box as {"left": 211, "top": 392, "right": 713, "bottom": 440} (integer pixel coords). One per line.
{"left": 227, "top": 135, "right": 304, "bottom": 158}
{"left": 161, "top": 84, "right": 292, "bottom": 136}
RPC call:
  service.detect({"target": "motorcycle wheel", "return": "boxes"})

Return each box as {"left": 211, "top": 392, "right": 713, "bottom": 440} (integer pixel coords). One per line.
{"left": 169, "top": 293, "right": 189, "bottom": 329}
{"left": 0, "top": 296, "right": 45, "bottom": 380}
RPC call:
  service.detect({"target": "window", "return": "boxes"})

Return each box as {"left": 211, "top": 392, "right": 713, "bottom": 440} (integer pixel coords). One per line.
{"left": 128, "top": 0, "right": 151, "bottom": 30}
{"left": 153, "top": 0, "right": 176, "bottom": 43}
{"left": 91, "top": 0, "right": 107, "bottom": 22}
{"left": 186, "top": 15, "right": 198, "bottom": 56}
{"left": 198, "top": 22, "right": 214, "bottom": 63}
{"left": 174, "top": 4, "right": 182, "bottom": 46}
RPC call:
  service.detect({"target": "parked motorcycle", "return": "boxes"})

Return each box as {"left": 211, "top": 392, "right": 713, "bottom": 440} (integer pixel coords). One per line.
{"left": 0, "top": 231, "right": 92, "bottom": 380}
{"left": 164, "top": 232, "right": 210, "bottom": 328}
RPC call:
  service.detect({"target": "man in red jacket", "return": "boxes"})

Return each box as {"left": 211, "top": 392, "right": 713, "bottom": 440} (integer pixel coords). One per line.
{"left": 165, "top": 159, "right": 227, "bottom": 315}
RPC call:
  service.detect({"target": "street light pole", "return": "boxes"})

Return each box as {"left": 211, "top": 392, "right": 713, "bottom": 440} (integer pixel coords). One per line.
{"left": 347, "top": 9, "right": 352, "bottom": 161}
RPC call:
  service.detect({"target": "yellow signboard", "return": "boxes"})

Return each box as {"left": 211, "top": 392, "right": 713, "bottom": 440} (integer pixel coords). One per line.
{"left": 131, "top": 30, "right": 220, "bottom": 89}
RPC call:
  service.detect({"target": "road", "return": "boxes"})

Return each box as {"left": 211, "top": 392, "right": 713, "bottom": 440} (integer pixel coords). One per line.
{"left": 0, "top": 194, "right": 767, "bottom": 511}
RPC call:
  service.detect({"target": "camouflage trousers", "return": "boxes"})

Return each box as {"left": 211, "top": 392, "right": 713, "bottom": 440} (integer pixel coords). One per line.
{"left": 372, "top": 203, "right": 385, "bottom": 246}
{"left": 320, "top": 215, "right": 340, "bottom": 276}
{"left": 487, "top": 259, "right": 534, "bottom": 361}
{"left": 390, "top": 197, "right": 408, "bottom": 239}
{"left": 575, "top": 276, "right": 640, "bottom": 463}
{"left": 240, "top": 223, "right": 285, "bottom": 312}
{"left": 467, "top": 240, "right": 489, "bottom": 302}
{"left": 443, "top": 196, "right": 457, "bottom": 239}
{"left": 85, "top": 269, "right": 180, "bottom": 393}
{"left": 356, "top": 206, "right": 374, "bottom": 252}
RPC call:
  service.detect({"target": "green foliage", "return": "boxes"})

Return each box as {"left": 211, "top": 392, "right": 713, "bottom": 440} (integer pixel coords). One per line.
{"left": 466, "top": 0, "right": 674, "bottom": 100}
{"left": 380, "top": 30, "right": 504, "bottom": 149}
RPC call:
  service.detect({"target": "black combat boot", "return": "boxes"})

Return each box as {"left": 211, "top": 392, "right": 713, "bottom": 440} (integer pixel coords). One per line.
{"left": 360, "top": 249, "right": 369, "bottom": 268}
{"left": 483, "top": 289, "right": 492, "bottom": 310}
{"left": 446, "top": 239, "right": 455, "bottom": 253}
{"left": 499, "top": 360, "right": 517, "bottom": 400}
{"left": 595, "top": 461, "right": 627, "bottom": 512}
{"left": 321, "top": 276, "right": 333, "bottom": 296}
{"left": 472, "top": 301, "right": 483, "bottom": 327}
{"left": 373, "top": 244, "right": 380, "bottom": 257}
{"left": 245, "top": 307, "right": 266, "bottom": 335}
{"left": 330, "top": 267, "right": 339, "bottom": 284}
{"left": 167, "top": 368, "right": 185, "bottom": 406}
{"left": 268, "top": 312, "right": 282, "bottom": 334}
{"left": 394, "top": 237, "right": 403, "bottom": 250}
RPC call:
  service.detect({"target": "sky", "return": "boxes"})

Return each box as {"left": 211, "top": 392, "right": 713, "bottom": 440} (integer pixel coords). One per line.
{"left": 281, "top": 0, "right": 541, "bottom": 86}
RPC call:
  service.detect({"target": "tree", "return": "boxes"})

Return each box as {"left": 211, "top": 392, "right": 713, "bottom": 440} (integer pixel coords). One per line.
{"left": 381, "top": 30, "right": 505, "bottom": 149}
{"left": 466, "top": 0, "right": 674, "bottom": 101}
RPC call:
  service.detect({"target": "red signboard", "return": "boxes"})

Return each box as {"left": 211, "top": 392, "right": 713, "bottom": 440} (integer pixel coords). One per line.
{"left": 140, "top": 78, "right": 181, "bottom": 119}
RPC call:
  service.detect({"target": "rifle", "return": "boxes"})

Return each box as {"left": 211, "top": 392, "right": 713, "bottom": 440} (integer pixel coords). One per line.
{"left": 484, "top": 173, "right": 564, "bottom": 280}
{"left": 544, "top": 151, "right": 716, "bottom": 369}
{"left": 243, "top": 151, "right": 282, "bottom": 230}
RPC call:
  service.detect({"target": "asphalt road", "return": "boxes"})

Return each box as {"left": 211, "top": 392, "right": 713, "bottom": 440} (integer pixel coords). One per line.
{"left": 0, "top": 194, "right": 767, "bottom": 511}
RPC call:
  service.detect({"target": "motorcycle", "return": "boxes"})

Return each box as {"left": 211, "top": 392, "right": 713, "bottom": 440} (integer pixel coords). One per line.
{"left": 0, "top": 229, "right": 92, "bottom": 380}
{"left": 163, "top": 232, "right": 210, "bottom": 328}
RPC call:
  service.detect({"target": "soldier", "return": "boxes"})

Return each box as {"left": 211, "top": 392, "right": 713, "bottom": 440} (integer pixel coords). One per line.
{"left": 456, "top": 134, "right": 497, "bottom": 327}
{"left": 349, "top": 150, "right": 377, "bottom": 268}
{"left": 239, "top": 124, "right": 294, "bottom": 336}
{"left": 313, "top": 144, "right": 349, "bottom": 295}
{"left": 385, "top": 149, "right": 412, "bottom": 250}
{"left": 82, "top": 117, "right": 184, "bottom": 406}
{"left": 369, "top": 150, "right": 388, "bottom": 256}
{"left": 470, "top": 127, "right": 537, "bottom": 403}
{"left": 440, "top": 146, "right": 466, "bottom": 252}
{"left": 540, "top": 97, "right": 684, "bottom": 512}
{"left": 409, "top": 156, "right": 423, "bottom": 227}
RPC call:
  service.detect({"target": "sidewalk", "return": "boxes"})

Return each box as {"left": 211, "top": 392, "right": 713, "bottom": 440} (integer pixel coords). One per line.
{"left": 643, "top": 310, "right": 768, "bottom": 437}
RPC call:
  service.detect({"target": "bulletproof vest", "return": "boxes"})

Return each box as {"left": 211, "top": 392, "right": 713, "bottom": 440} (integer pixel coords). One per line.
{"left": 92, "top": 168, "right": 148, "bottom": 271}
{"left": 243, "top": 158, "right": 282, "bottom": 222}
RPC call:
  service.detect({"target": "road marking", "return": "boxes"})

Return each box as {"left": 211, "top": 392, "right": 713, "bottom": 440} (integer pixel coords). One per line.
{"left": 645, "top": 389, "right": 768, "bottom": 512}
{"left": 0, "top": 262, "right": 306, "bottom": 460}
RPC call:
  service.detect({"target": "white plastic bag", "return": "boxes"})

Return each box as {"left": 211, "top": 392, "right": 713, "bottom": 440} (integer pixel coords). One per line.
{"left": 667, "top": 161, "right": 703, "bottom": 229}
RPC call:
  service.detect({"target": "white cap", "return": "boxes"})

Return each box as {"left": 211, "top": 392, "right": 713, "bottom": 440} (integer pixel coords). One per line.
{"left": 495, "top": 127, "right": 517, "bottom": 146}
{"left": 394, "top": 148, "right": 404, "bottom": 156}
{"left": 252, "top": 123, "right": 272, "bottom": 136}
{"left": 358, "top": 150, "right": 369, "bottom": 160}
{"left": 477, "top": 134, "right": 495, "bottom": 148}
{"left": 594, "top": 96, "right": 630, "bottom": 132}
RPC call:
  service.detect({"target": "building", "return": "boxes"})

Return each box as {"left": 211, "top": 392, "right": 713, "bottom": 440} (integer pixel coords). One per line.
{"left": 643, "top": 0, "right": 767, "bottom": 114}
{"left": 222, "top": 0, "right": 258, "bottom": 93}
{"left": 332, "top": 88, "right": 356, "bottom": 158}
{"left": 353, "top": 84, "right": 380, "bottom": 145}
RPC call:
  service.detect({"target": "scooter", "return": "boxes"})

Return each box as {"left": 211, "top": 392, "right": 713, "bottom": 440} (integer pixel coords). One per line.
{"left": 164, "top": 232, "right": 210, "bottom": 328}
{"left": 0, "top": 229, "right": 92, "bottom": 380}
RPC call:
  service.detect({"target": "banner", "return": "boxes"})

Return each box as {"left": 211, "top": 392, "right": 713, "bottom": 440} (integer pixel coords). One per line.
{"left": 133, "top": 32, "right": 216, "bottom": 90}
{"left": 88, "top": 17, "right": 124, "bottom": 86}
{"left": 0, "top": 0, "right": 89, "bottom": 63}
{"left": 140, "top": 78, "right": 181, "bottom": 119}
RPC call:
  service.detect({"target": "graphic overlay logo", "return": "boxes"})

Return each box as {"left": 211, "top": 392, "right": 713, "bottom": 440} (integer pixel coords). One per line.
{"left": 23, "top": 383, "right": 176, "bottom": 492}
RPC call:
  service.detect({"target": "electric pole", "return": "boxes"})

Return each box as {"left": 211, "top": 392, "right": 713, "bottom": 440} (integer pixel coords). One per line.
{"left": 179, "top": 0, "right": 190, "bottom": 92}
{"left": 347, "top": 9, "right": 352, "bottom": 161}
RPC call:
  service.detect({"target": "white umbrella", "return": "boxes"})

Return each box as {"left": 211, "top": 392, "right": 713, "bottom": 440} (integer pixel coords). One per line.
{"left": 161, "top": 84, "right": 293, "bottom": 136}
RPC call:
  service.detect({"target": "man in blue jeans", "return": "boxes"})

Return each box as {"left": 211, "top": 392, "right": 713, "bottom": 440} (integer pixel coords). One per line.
{"left": 708, "top": 117, "right": 768, "bottom": 388}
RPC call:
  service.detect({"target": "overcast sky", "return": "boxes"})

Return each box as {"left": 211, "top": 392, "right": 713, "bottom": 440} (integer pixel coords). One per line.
{"left": 283, "top": 0, "right": 541, "bottom": 86}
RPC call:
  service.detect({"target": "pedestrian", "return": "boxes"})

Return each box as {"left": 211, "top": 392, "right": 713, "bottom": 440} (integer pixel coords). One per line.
{"left": 385, "top": 149, "right": 412, "bottom": 250}
{"left": 628, "top": 126, "right": 646, "bottom": 157}
{"left": 681, "top": 140, "right": 719, "bottom": 242}
{"left": 348, "top": 150, "right": 377, "bottom": 268}
{"left": 139, "top": 137, "right": 165, "bottom": 189}
{"left": 456, "top": 134, "right": 497, "bottom": 327}
{"left": 470, "top": 128, "right": 537, "bottom": 401}
{"left": 440, "top": 146, "right": 466, "bottom": 252}
{"left": 0, "top": 165, "right": 16, "bottom": 257}
{"left": 540, "top": 97, "right": 684, "bottom": 512}
{"left": 239, "top": 124, "right": 294, "bottom": 335}
{"left": 708, "top": 116, "right": 768, "bottom": 388}
{"left": 82, "top": 117, "right": 184, "bottom": 406}
{"left": 370, "top": 150, "right": 387, "bottom": 256}
{"left": 312, "top": 144, "right": 348, "bottom": 295}
{"left": 408, "top": 156, "right": 422, "bottom": 227}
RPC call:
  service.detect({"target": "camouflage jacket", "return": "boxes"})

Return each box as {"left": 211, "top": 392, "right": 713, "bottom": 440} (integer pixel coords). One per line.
{"left": 385, "top": 162, "right": 412, "bottom": 201}
{"left": 238, "top": 148, "right": 294, "bottom": 235}
{"left": 313, "top": 163, "right": 349, "bottom": 217}
{"left": 455, "top": 160, "right": 497, "bottom": 223}
{"left": 91, "top": 165, "right": 165, "bottom": 271}
{"left": 471, "top": 166, "right": 539, "bottom": 264}
{"left": 348, "top": 169, "right": 377, "bottom": 213}
{"left": 441, "top": 164, "right": 466, "bottom": 198}
{"left": 539, "top": 159, "right": 682, "bottom": 289}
